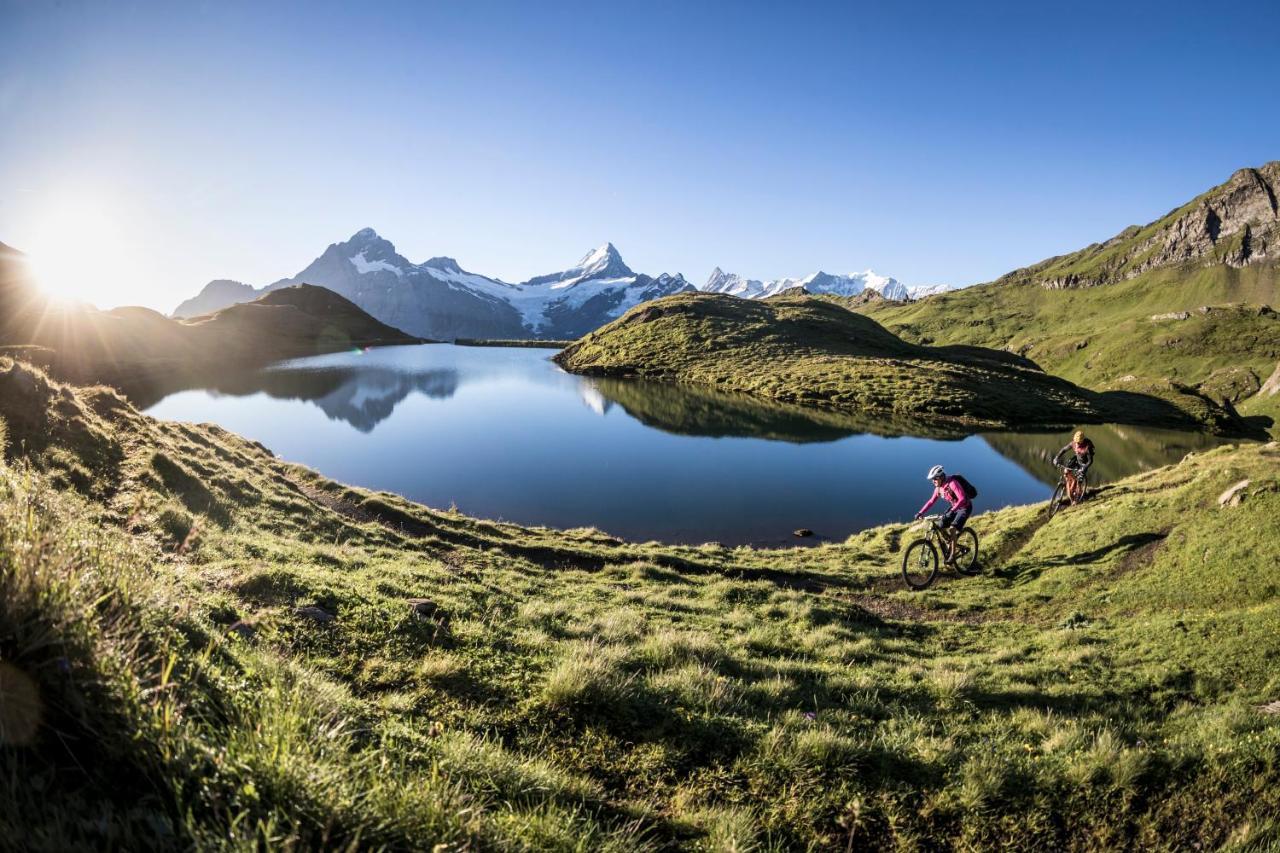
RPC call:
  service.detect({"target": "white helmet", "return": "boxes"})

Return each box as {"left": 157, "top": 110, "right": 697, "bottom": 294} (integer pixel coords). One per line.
{"left": 927, "top": 465, "right": 945, "bottom": 480}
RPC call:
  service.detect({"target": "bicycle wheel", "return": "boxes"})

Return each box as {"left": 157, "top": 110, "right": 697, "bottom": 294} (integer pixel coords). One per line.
{"left": 953, "top": 528, "right": 980, "bottom": 575}
{"left": 901, "top": 539, "right": 939, "bottom": 590}
{"left": 1047, "top": 482, "right": 1066, "bottom": 517}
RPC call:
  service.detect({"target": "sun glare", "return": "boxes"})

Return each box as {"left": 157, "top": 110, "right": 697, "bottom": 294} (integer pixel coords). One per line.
{"left": 25, "top": 197, "right": 133, "bottom": 307}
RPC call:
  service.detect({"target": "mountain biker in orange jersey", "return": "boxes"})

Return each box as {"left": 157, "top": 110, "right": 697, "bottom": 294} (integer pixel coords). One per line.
{"left": 1053, "top": 429, "right": 1095, "bottom": 503}
{"left": 915, "top": 464, "right": 974, "bottom": 562}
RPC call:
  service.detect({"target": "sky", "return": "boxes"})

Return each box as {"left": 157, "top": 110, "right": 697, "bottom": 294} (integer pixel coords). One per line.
{"left": 2, "top": 0, "right": 1278, "bottom": 311}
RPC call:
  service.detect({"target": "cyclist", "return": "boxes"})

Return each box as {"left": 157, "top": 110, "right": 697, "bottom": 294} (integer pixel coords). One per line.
{"left": 1052, "top": 429, "right": 1095, "bottom": 504}
{"left": 914, "top": 465, "right": 974, "bottom": 562}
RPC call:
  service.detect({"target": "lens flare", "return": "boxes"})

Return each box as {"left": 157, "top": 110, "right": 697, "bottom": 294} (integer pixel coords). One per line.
{"left": 24, "top": 196, "right": 132, "bottom": 307}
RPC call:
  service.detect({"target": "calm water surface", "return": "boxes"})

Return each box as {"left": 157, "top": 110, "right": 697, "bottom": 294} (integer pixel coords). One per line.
{"left": 142, "top": 344, "right": 1229, "bottom": 545}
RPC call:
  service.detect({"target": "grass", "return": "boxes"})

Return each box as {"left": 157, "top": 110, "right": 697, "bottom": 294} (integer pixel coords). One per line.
{"left": 555, "top": 292, "right": 1248, "bottom": 434}
{"left": 859, "top": 264, "right": 1280, "bottom": 393}
{"left": 848, "top": 162, "right": 1280, "bottom": 438}
{"left": 2, "top": 357, "right": 1279, "bottom": 848}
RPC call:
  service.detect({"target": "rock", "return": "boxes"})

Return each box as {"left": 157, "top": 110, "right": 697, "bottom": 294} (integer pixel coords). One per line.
{"left": 1260, "top": 361, "right": 1280, "bottom": 398}
{"left": 407, "top": 598, "right": 446, "bottom": 621}
{"left": 793, "top": 528, "right": 814, "bottom": 538}
{"left": 1198, "top": 366, "right": 1261, "bottom": 403}
{"left": 1150, "top": 311, "right": 1190, "bottom": 322}
{"left": 228, "top": 620, "right": 257, "bottom": 640}
{"left": 1218, "top": 479, "right": 1250, "bottom": 508}
{"left": 293, "top": 605, "right": 335, "bottom": 623}
{"left": 1258, "top": 304, "right": 1274, "bottom": 316}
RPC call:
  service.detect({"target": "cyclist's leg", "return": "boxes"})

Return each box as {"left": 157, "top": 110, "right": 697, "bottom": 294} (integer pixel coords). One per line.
{"left": 939, "top": 510, "right": 959, "bottom": 560}
{"left": 1066, "top": 464, "right": 1083, "bottom": 501}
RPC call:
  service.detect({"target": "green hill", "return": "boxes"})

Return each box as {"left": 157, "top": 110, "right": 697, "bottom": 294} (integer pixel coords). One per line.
{"left": 555, "top": 292, "right": 1247, "bottom": 434}
{"left": 1, "top": 359, "right": 1278, "bottom": 849}
{"left": 0, "top": 244, "right": 421, "bottom": 399}
{"left": 856, "top": 163, "right": 1280, "bottom": 430}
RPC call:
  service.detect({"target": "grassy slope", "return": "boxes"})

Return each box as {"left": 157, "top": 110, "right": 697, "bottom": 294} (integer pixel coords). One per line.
{"left": 993, "top": 162, "right": 1278, "bottom": 289}
{"left": 556, "top": 292, "right": 1245, "bottom": 434}
{"left": 855, "top": 162, "right": 1280, "bottom": 436}
{"left": 859, "top": 263, "right": 1280, "bottom": 392}
{"left": 3, "top": 358, "right": 1279, "bottom": 850}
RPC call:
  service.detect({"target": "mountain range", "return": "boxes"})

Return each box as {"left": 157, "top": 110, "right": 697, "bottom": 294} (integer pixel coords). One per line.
{"left": 174, "top": 230, "right": 697, "bottom": 340}
{"left": 701, "top": 267, "right": 946, "bottom": 301}
{"left": 174, "top": 230, "right": 940, "bottom": 340}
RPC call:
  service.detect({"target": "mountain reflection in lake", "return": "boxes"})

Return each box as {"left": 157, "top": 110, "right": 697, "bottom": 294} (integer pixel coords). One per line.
{"left": 142, "top": 344, "right": 1235, "bottom": 545}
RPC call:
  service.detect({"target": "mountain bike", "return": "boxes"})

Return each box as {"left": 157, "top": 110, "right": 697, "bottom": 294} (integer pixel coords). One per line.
{"left": 1046, "top": 464, "right": 1089, "bottom": 518}
{"left": 901, "top": 514, "right": 980, "bottom": 590}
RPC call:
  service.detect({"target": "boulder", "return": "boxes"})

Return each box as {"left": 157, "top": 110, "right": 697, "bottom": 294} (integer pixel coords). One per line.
{"left": 293, "top": 605, "right": 335, "bottom": 623}
{"left": 1150, "top": 311, "right": 1190, "bottom": 322}
{"left": 228, "top": 620, "right": 257, "bottom": 640}
{"left": 1217, "top": 479, "right": 1250, "bottom": 508}
{"left": 1260, "top": 361, "right": 1280, "bottom": 398}
{"left": 407, "top": 598, "right": 447, "bottom": 621}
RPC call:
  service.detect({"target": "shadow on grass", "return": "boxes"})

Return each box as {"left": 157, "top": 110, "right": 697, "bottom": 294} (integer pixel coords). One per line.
{"left": 995, "top": 531, "right": 1168, "bottom": 584}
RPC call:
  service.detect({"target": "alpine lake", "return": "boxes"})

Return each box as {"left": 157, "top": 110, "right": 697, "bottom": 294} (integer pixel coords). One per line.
{"left": 142, "top": 343, "right": 1232, "bottom": 546}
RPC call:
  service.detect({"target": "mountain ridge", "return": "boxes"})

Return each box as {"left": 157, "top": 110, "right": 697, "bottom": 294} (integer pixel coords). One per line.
{"left": 0, "top": 242, "right": 419, "bottom": 398}
{"left": 700, "top": 266, "right": 923, "bottom": 301}
{"left": 998, "top": 161, "right": 1279, "bottom": 290}
{"left": 852, "top": 161, "right": 1280, "bottom": 430}
{"left": 173, "top": 230, "right": 694, "bottom": 340}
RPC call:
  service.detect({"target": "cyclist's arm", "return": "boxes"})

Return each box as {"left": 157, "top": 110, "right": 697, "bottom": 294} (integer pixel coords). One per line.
{"left": 918, "top": 489, "right": 939, "bottom": 517}
{"left": 1052, "top": 444, "right": 1070, "bottom": 466}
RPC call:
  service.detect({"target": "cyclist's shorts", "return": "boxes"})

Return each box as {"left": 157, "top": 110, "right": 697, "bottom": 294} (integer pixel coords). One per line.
{"left": 941, "top": 507, "right": 970, "bottom": 530}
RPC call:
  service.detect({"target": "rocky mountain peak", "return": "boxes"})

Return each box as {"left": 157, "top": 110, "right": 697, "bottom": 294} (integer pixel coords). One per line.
{"left": 1010, "top": 161, "right": 1280, "bottom": 290}
{"left": 575, "top": 242, "right": 632, "bottom": 279}
{"left": 423, "top": 256, "right": 462, "bottom": 273}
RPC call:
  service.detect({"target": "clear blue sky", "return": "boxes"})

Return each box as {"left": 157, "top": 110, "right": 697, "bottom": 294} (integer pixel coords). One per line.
{"left": 2, "top": 0, "right": 1277, "bottom": 309}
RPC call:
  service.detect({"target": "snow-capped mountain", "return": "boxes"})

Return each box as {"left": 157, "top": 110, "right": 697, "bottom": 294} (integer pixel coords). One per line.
{"left": 173, "top": 229, "right": 694, "bottom": 340}
{"left": 701, "top": 267, "right": 945, "bottom": 301}
{"left": 906, "top": 283, "right": 952, "bottom": 298}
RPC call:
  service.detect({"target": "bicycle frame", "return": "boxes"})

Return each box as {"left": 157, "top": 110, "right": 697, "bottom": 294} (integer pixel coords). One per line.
{"left": 913, "top": 514, "right": 953, "bottom": 552}
{"left": 1058, "top": 465, "right": 1087, "bottom": 501}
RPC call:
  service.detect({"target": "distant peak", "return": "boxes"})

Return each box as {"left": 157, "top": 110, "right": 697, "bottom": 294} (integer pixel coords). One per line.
{"left": 576, "top": 242, "right": 622, "bottom": 267}
{"left": 567, "top": 242, "right": 632, "bottom": 280}
{"left": 423, "top": 256, "right": 461, "bottom": 272}
{"left": 352, "top": 227, "right": 379, "bottom": 240}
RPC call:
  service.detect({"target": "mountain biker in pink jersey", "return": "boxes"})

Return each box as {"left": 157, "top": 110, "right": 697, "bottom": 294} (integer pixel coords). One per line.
{"left": 914, "top": 464, "right": 973, "bottom": 561}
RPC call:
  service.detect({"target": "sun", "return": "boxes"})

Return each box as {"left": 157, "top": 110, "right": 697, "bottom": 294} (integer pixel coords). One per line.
{"left": 24, "top": 196, "right": 133, "bottom": 307}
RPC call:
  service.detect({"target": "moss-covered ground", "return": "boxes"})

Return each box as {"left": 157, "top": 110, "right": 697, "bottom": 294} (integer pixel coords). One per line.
{"left": 556, "top": 293, "right": 1248, "bottom": 435}
{"left": 2, "top": 357, "right": 1279, "bottom": 851}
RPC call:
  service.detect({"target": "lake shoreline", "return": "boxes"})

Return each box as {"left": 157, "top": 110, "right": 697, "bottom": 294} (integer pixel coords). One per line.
{"left": 139, "top": 343, "right": 1235, "bottom": 546}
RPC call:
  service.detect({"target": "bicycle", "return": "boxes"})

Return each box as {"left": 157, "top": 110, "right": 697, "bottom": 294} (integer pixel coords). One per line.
{"left": 1046, "top": 464, "right": 1089, "bottom": 518}
{"left": 901, "top": 514, "right": 980, "bottom": 590}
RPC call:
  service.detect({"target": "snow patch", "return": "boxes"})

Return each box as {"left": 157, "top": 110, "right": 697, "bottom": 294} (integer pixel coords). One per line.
{"left": 350, "top": 251, "right": 403, "bottom": 277}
